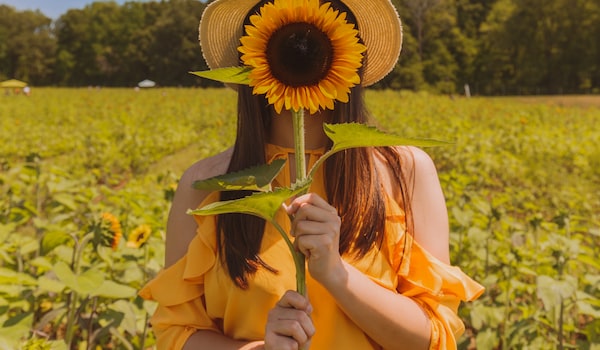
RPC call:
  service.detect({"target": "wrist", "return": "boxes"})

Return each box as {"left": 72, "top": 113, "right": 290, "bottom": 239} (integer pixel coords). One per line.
{"left": 318, "top": 259, "right": 348, "bottom": 291}
{"left": 240, "top": 340, "right": 265, "bottom": 350}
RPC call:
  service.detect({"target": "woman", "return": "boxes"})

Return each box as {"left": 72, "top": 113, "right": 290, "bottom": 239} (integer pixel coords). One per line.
{"left": 140, "top": 0, "right": 484, "bottom": 349}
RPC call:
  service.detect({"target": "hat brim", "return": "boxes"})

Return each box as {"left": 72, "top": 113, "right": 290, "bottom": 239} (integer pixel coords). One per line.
{"left": 199, "top": 0, "right": 402, "bottom": 87}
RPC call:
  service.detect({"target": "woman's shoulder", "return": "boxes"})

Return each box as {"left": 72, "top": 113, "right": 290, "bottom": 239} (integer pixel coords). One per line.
{"left": 389, "top": 145, "right": 436, "bottom": 172}
{"left": 178, "top": 147, "right": 234, "bottom": 190}
{"left": 374, "top": 146, "right": 437, "bottom": 194}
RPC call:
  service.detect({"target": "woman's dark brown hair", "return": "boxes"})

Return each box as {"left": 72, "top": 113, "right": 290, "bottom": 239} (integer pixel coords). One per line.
{"left": 217, "top": 0, "right": 412, "bottom": 289}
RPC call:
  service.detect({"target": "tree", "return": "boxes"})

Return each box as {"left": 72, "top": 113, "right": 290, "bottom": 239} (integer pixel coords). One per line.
{"left": 476, "top": 0, "right": 599, "bottom": 94}
{"left": 394, "top": 0, "right": 468, "bottom": 93}
{"left": 474, "top": 0, "right": 517, "bottom": 94}
{"left": 403, "top": 0, "right": 440, "bottom": 60}
{"left": 0, "top": 5, "right": 56, "bottom": 84}
{"left": 1, "top": 0, "right": 599, "bottom": 92}
{"left": 143, "top": 0, "right": 208, "bottom": 86}
{"left": 53, "top": 0, "right": 208, "bottom": 87}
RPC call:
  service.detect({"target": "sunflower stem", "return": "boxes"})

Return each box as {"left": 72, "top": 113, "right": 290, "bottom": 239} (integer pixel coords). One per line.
{"left": 292, "top": 109, "right": 306, "bottom": 180}
{"left": 272, "top": 221, "right": 306, "bottom": 296}
{"left": 65, "top": 232, "right": 93, "bottom": 347}
{"left": 292, "top": 109, "right": 307, "bottom": 297}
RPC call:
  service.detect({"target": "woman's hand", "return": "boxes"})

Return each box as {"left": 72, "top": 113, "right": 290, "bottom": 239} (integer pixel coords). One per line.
{"left": 265, "top": 290, "right": 315, "bottom": 350}
{"left": 286, "top": 193, "right": 343, "bottom": 285}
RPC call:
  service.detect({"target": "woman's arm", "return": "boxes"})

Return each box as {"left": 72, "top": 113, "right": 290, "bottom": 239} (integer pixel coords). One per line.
{"left": 165, "top": 148, "right": 233, "bottom": 267}
{"left": 183, "top": 330, "right": 264, "bottom": 350}
{"left": 407, "top": 147, "right": 450, "bottom": 264}
{"left": 288, "top": 147, "right": 450, "bottom": 350}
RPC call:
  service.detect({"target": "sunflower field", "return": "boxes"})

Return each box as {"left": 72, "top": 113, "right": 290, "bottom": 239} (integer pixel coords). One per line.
{"left": 0, "top": 88, "right": 599, "bottom": 349}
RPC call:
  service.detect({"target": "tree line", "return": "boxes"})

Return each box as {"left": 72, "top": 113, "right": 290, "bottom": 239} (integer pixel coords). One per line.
{"left": 1, "top": 0, "right": 599, "bottom": 95}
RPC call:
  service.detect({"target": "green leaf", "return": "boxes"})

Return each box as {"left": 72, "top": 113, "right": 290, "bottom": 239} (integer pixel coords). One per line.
{"left": 0, "top": 248, "right": 15, "bottom": 265}
{"left": 190, "top": 66, "right": 252, "bottom": 85}
{"left": 107, "top": 300, "right": 137, "bottom": 335}
{"left": 0, "top": 312, "right": 33, "bottom": 347}
{"left": 53, "top": 262, "right": 78, "bottom": 291}
{"left": 143, "top": 300, "right": 158, "bottom": 316}
{"left": 537, "top": 275, "right": 577, "bottom": 311}
{"left": 193, "top": 159, "right": 286, "bottom": 192}
{"left": 0, "top": 223, "right": 16, "bottom": 242}
{"left": 37, "top": 276, "right": 66, "bottom": 293}
{"left": 475, "top": 328, "right": 499, "bottom": 350}
{"left": 324, "top": 123, "right": 451, "bottom": 151}
{"left": 52, "top": 193, "right": 78, "bottom": 211}
{"left": 53, "top": 262, "right": 104, "bottom": 296}
{"left": 29, "top": 256, "right": 54, "bottom": 271}
{"left": 310, "top": 123, "right": 451, "bottom": 177}
{"left": 451, "top": 207, "right": 473, "bottom": 227}
{"left": 0, "top": 267, "right": 37, "bottom": 286}
{"left": 92, "top": 280, "right": 137, "bottom": 299}
{"left": 188, "top": 180, "right": 311, "bottom": 222}
{"left": 40, "top": 231, "right": 72, "bottom": 255}
{"left": 49, "top": 341, "right": 68, "bottom": 350}
{"left": 18, "top": 236, "right": 39, "bottom": 255}
{"left": 470, "top": 302, "right": 504, "bottom": 328}
{"left": 578, "top": 253, "right": 600, "bottom": 270}
{"left": 577, "top": 300, "right": 600, "bottom": 318}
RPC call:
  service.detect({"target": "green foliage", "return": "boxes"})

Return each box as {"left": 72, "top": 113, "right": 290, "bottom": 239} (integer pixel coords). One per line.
{"left": 0, "top": 88, "right": 599, "bottom": 349}
{"left": 1, "top": 0, "right": 209, "bottom": 86}
{"left": 193, "top": 159, "right": 286, "bottom": 192}
{"left": 190, "top": 182, "right": 311, "bottom": 222}
{"left": 0, "top": 5, "right": 55, "bottom": 84}
{"left": 190, "top": 67, "right": 252, "bottom": 85}
{"left": 0, "top": 88, "right": 234, "bottom": 348}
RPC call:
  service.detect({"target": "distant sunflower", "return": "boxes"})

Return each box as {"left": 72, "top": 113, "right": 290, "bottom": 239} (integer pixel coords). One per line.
{"left": 238, "top": 0, "right": 366, "bottom": 114}
{"left": 126, "top": 224, "right": 152, "bottom": 248}
{"left": 94, "top": 212, "right": 122, "bottom": 251}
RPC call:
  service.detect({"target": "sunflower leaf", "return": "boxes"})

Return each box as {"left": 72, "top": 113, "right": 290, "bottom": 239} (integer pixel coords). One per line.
{"left": 188, "top": 181, "right": 311, "bottom": 222}
{"left": 192, "top": 159, "right": 286, "bottom": 192}
{"left": 309, "top": 123, "right": 451, "bottom": 177}
{"left": 324, "top": 123, "right": 451, "bottom": 150}
{"left": 53, "top": 262, "right": 104, "bottom": 296}
{"left": 190, "top": 66, "right": 252, "bottom": 85}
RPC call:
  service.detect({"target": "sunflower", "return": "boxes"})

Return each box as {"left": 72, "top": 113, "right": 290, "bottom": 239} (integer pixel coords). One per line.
{"left": 126, "top": 224, "right": 152, "bottom": 248}
{"left": 93, "top": 212, "right": 122, "bottom": 251}
{"left": 238, "top": 0, "right": 366, "bottom": 114}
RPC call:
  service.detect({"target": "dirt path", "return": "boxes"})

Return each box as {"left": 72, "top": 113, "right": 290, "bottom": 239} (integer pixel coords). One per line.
{"left": 146, "top": 142, "right": 208, "bottom": 177}
{"left": 506, "top": 95, "right": 600, "bottom": 108}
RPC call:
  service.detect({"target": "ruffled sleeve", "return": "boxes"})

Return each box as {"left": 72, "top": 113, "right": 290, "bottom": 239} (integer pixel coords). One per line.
{"left": 396, "top": 233, "right": 484, "bottom": 349}
{"left": 139, "top": 193, "right": 221, "bottom": 350}
{"left": 386, "top": 197, "right": 485, "bottom": 350}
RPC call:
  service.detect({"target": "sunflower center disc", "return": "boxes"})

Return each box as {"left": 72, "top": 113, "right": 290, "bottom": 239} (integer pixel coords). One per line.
{"left": 266, "top": 22, "right": 333, "bottom": 87}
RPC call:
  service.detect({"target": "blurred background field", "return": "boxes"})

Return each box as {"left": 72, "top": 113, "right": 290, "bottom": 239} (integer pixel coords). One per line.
{"left": 0, "top": 88, "right": 599, "bottom": 349}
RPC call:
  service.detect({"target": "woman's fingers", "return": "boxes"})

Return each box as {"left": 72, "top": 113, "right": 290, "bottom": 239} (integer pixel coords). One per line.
{"left": 267, "top": 314, "right": 314, "bottom": 344}
{"left": 264, "top": 291, "right": 315, "bottom": 350}
{"left": 287, "top": 194, "right": 340, "bottom": 239}
{"left": 277, "top": 290, "right": 313, "bottom": 312}
{"left": 286, "top": 193, "right": 336, "bottom": 216}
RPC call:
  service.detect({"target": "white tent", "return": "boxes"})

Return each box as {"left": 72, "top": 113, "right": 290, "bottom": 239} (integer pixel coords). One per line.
{"left": 137, "top": 79, "right": 156, "bottom": 88}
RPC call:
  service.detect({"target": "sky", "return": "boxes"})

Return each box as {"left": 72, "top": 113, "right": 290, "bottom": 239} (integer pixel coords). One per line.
{"left": 0, "top": 0, "right": 147, "bottom": 19}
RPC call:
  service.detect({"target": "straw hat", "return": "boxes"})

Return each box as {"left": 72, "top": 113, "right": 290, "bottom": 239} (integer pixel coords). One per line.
{"left": 199, "top": 0, "right": 402, "bottom": 87}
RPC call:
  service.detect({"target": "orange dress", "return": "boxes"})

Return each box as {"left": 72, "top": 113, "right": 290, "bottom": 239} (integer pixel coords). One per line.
{"left": 140, "top": 144, "right": 484, "bottom": 349}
